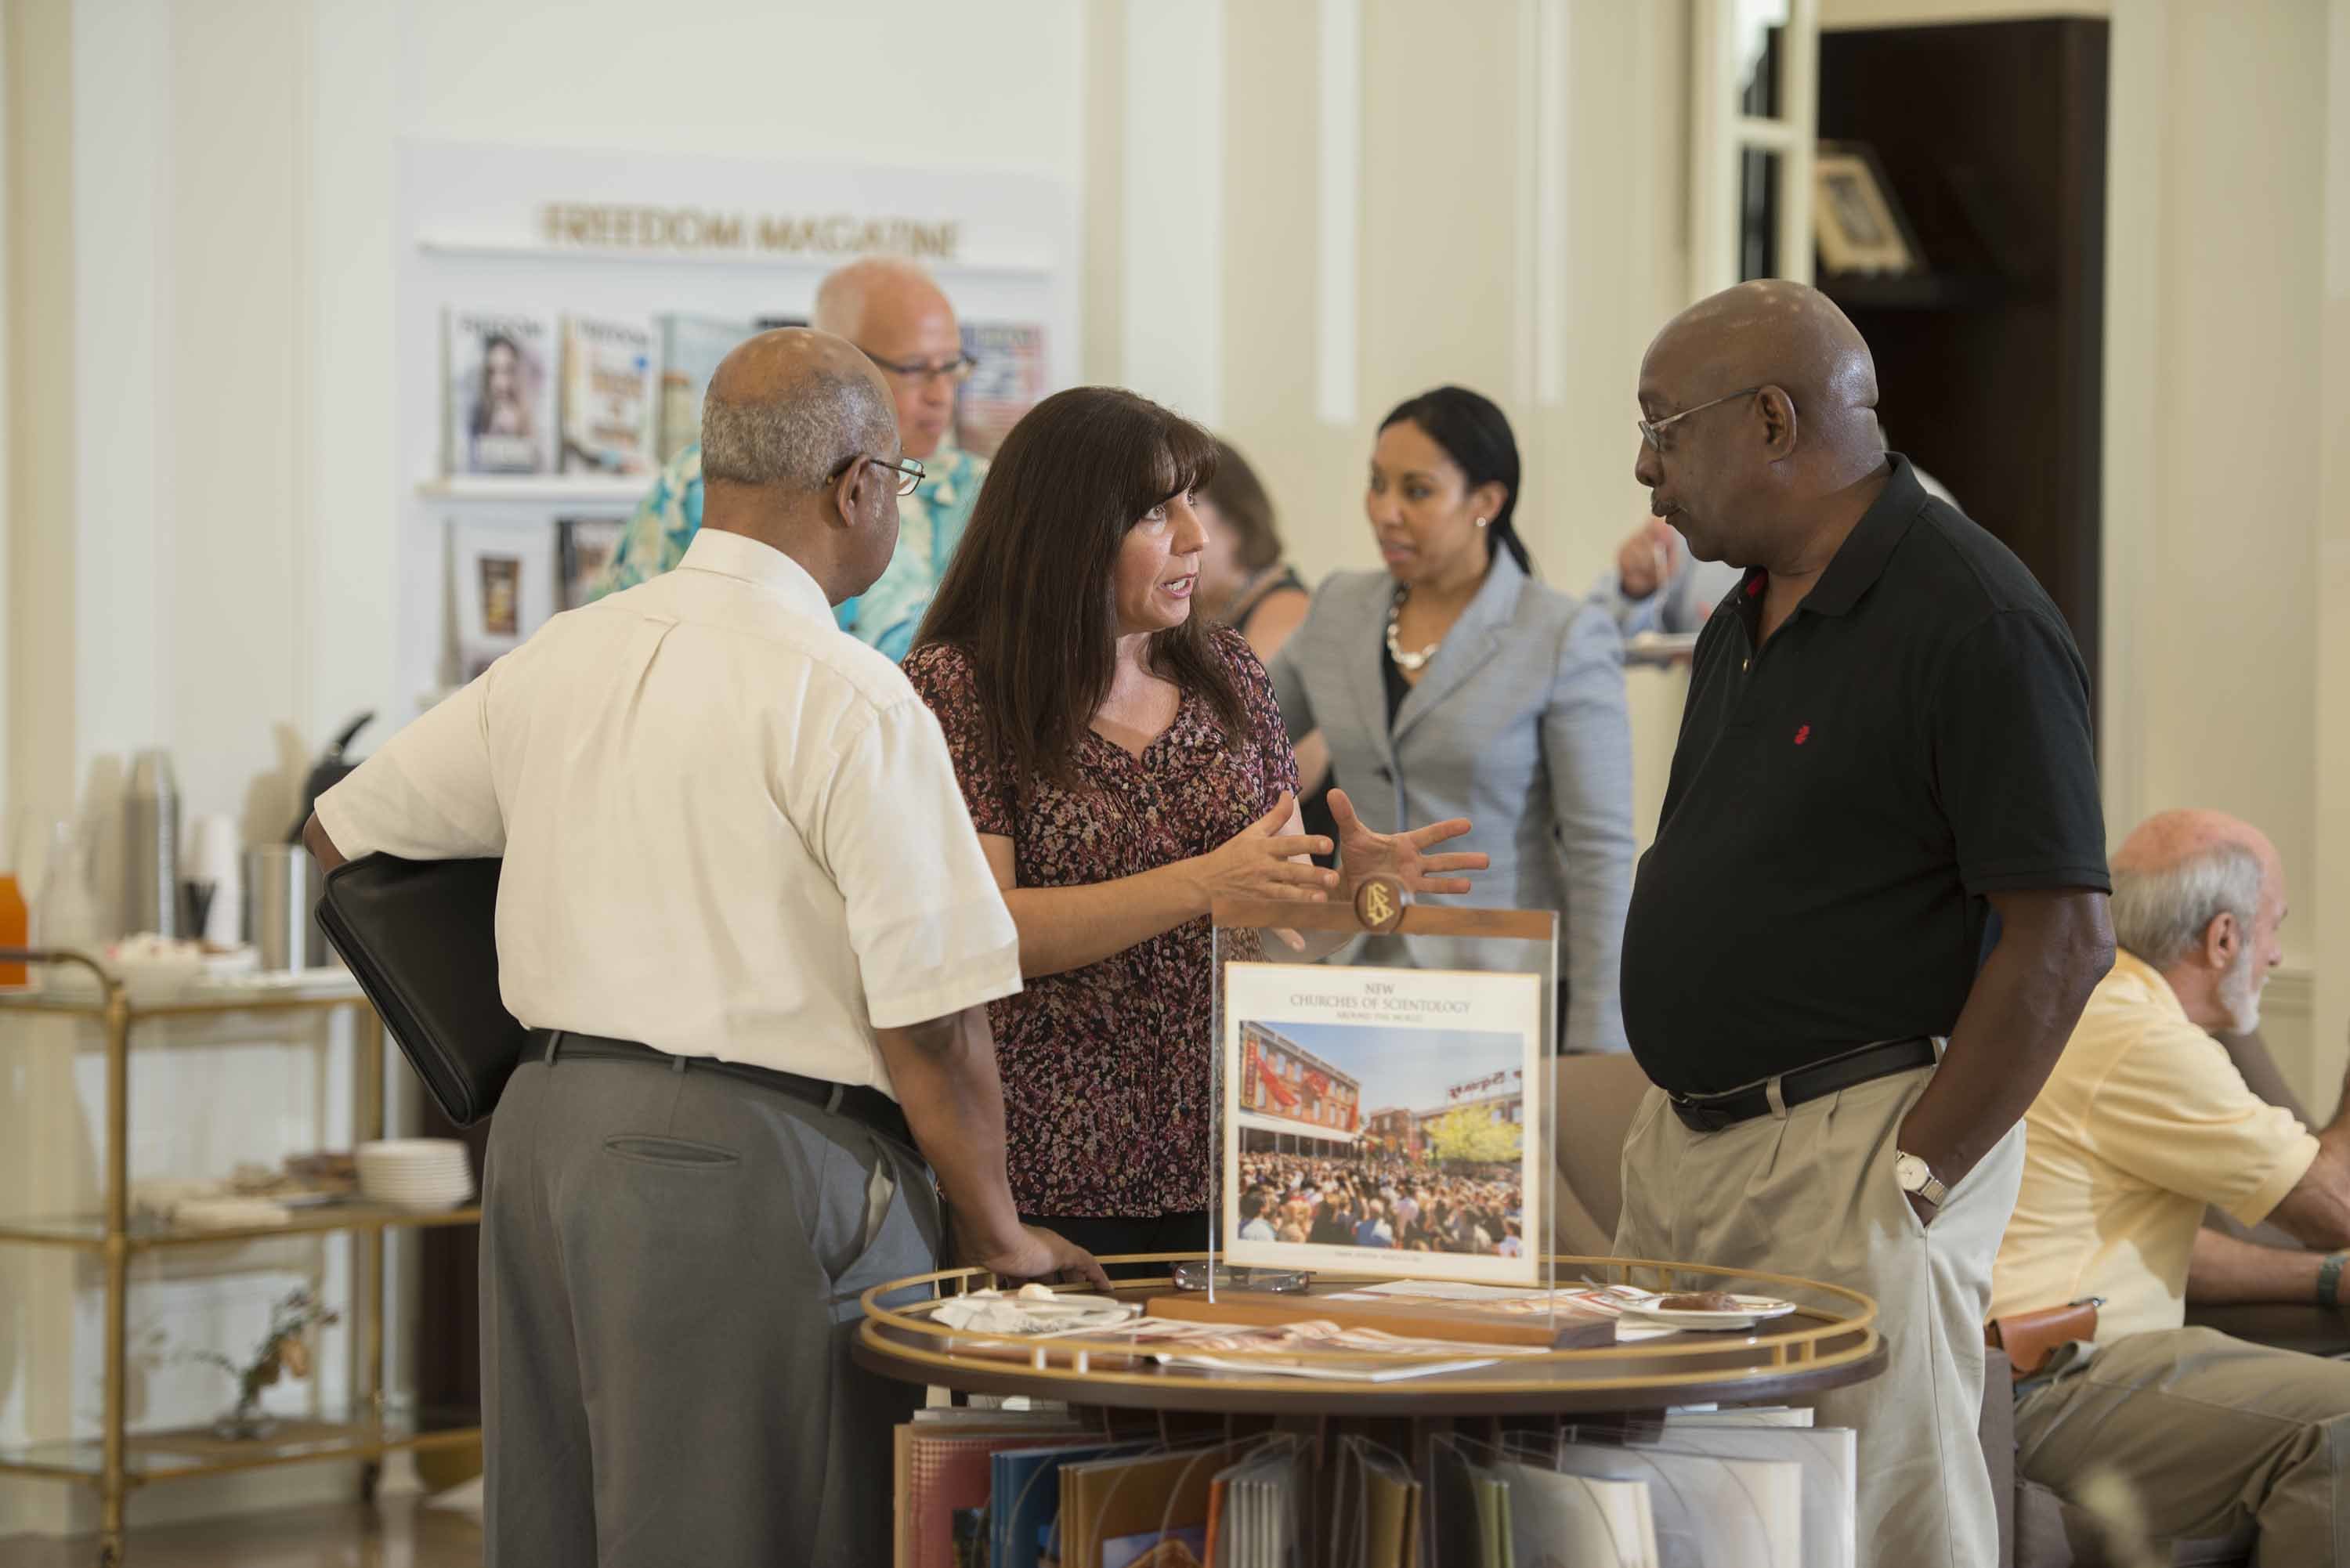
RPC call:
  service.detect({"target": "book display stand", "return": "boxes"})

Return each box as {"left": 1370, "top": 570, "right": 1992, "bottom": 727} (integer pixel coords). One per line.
{"left": 858, "top": 886, "right": 1882, "bottom": 1563}
{"left": 857, "top": 1255, "right": 1883, "bottom": 1567}
{"left": 1204, "top": 881, "right": 1557, "bottom": 1328}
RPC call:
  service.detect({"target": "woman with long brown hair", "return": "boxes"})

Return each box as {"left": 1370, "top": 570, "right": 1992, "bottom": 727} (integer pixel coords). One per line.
{"left": 906, "top": 387, "right": 1484, "bottom": 1263}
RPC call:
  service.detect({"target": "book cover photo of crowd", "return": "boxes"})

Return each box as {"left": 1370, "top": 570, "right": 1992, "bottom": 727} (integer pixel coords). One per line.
{"left": 1230, "top": 1017, "right": 1533, "bottom": 1270}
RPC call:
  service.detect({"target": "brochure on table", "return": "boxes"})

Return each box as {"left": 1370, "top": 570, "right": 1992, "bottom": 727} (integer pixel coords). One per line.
{"left": 1210, "top": 890, "right": 1557, "bottom": 1311}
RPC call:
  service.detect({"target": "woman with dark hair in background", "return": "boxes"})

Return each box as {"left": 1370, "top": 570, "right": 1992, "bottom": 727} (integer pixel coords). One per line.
{"left": 1195, "top": 439, "right": 1310, "bottom": 660}
{"left": 905, "top": 387, "right": 1487, "bottom": 1263}
{"left": 1195, "top": 437, "right": 1336, "bottom": 857}
{"left": 1269, "top": 385, "right": 1636, "bottom": 1053}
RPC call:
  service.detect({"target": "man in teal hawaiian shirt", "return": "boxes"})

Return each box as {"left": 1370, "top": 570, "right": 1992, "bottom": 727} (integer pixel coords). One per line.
{"left": 591, "top": 257, "right": 986, "bottom": 660}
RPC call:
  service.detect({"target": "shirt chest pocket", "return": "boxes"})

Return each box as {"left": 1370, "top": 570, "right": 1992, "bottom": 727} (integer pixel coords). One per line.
{"left": 1729, "top": 674, "right": 1927, "bottom": 848}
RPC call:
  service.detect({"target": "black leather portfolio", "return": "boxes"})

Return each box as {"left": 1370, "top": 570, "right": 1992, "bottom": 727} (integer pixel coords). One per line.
{"left": 315, "top": 854, "right": 525, "bottom": 1127}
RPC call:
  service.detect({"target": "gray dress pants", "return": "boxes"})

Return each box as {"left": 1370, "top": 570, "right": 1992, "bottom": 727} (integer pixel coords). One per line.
{"left": 480, "top": 1049, "right": 942, "bottom": 1567}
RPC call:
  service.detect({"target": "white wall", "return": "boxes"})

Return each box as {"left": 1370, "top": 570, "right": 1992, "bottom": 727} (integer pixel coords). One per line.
{"left": 2084, "top": 0, "right": 2336, "bottom": 1102}
{"left": 0, "top": 0, "right": 1090, "bottom": 1538}
{"left": 9, "top": 0, "right": 1090, "bottom": 858}
{"left": 2314, "top": 0, "right": 2350, "bottom": 1116}
{"left": 5, "top": 0, "right": 2346, "bottom": 1539}
{"left": 0, "top": 7, "right": 11, "bottom": 856}
{"left": 1820, "top": 0, "right": 2109, "bottom": 20}
{"left": 1812, "top": 0, "right": 2341, "bottom": 1107}
{"left": 1091, "top": 0, "right": 1697, "bottom": 837}
{"left": 2123, "top": 0, "right": 2330, "bottom": 1097}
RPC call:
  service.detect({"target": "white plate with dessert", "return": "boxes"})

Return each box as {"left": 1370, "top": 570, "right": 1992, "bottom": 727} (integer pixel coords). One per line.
{"left": 1618, "top": 1291, "right": 1801, "bottom": 1331}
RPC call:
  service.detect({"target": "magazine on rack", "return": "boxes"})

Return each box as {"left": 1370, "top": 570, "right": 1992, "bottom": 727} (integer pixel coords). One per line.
{"left": 955, "top": 320, "right": 1049, "bottom": 457}
{"left": 444, "top": 309, "right": 555, "bottom": 474}
{"left": 1547, "top": 1437, "right": 1805, "bottom": 1568}
{"left": 656, "top": 313, "right": 750, "bottom": 464}
{"left": 559, "top": 314, "right": 659, "bottom": 475}
{"left": 555, "top": 517, "right": 626, "bottom": 611}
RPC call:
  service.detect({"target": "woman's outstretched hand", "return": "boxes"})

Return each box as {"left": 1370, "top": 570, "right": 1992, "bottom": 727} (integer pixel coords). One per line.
{"left": 1328, "top": 787, "right": 1488, "bottom": 897}
{"left": 1191, "top": 792, "right": 1337, "bottom": 907}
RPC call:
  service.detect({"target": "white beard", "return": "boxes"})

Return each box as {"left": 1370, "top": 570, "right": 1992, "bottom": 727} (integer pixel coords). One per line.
{"left": 2218, "top": 938, "right": 2265, "bottom": 1035}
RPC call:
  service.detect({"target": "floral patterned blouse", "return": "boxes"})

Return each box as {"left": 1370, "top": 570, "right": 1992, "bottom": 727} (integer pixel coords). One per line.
{"left": 904, "top": 628, "right": 1300, "bottom": 1217}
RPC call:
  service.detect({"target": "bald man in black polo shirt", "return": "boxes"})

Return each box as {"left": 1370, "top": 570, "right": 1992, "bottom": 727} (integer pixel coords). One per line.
{"left": 1614, "top": 281, "right": 2115, "bottom": 1568}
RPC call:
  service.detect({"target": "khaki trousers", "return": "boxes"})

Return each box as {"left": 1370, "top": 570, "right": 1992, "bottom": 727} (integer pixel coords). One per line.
{"left": 1614, "top": 1065, "right": 2023, "bottom": 1568}
{"left": 2015, "top": 1325, "right": 2350, "bottom": 1559}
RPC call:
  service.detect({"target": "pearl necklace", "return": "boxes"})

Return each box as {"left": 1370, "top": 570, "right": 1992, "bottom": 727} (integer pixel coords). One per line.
{"left": 1385, "top": 589, "right": 1441, "bottom": 673}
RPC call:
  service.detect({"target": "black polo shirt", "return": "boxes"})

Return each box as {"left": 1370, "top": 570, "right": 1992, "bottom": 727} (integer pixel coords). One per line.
{"left": 1619, "top": 455, "right": 2108, "bottom": 1097}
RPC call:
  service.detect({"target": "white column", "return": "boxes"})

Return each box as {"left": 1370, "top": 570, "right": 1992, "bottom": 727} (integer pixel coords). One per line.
{"left": 1512, "top": 0, "right": 1571, "bottom": 409}
{"left": 1119, "top": 0, "right": 1225, "bottom": 425}
{"left": 2313, "top": 0, "right": 2350, "bottom": 1111}
{"left": 1684, "top": 0, "right": 1737, "bottom": 298}
{"left": 69, "top": 0, "right": 172, "bottom": 782}
{"left": 307, "top": 0, "right": 401, "bottom": 750}
{"left": 0, "top": 9, "right": 13, "bottom": 850}
{"left": 1314, "top": 0, "right": 1360, "bottom": 426}
{"left": 1775, "top": 0, "right": 1819, "bottom": 287}
{"left": 2098, "top": 0, "right": 2167, "bottom": 849}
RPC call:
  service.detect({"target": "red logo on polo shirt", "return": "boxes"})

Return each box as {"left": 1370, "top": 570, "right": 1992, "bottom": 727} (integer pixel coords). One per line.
{"left": 1794, "top": 724, "right": 1812, "bottom": 746}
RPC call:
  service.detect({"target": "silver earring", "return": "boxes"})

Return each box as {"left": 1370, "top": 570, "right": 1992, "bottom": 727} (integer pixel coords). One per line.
{"left": 1475, "top": 517, "right": 1488, "bottom": 529}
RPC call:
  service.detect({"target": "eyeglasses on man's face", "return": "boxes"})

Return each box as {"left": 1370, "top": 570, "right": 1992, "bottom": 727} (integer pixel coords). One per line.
{"left": 832, "top": 453, "right": 926, "bottom": 497}
{"left": 860, "top": 348, "right": 978, "bottom": 388}
{"left": 1636, "top": 385, "right": 1768, "bottom": 453}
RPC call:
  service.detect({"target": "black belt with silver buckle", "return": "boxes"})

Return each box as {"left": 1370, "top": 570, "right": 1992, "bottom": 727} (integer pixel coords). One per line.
{"left": 535, "top": 1029, "right": 913, "bottom": 1150}
{"left": 1668, "top": 1037, "right": 1938, "bottom": 1133}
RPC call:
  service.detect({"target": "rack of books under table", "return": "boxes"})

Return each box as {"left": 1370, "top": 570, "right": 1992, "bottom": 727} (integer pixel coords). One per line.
{"left": 857, "top": 1252, "right": 1886, "bottom": 1568}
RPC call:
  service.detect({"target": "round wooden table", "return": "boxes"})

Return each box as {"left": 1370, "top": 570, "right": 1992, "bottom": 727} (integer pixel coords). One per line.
{"left": 861, "top": 1256, "right": 1884, "bottom": 1564}
{"left": 855, "top": 1253, "right": 1886, "bottom": 1418}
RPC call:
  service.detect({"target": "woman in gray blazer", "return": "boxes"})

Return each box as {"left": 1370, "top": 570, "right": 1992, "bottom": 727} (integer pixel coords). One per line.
{"left": 1271, "top": 386, "right": 1636, "bottom": 1053}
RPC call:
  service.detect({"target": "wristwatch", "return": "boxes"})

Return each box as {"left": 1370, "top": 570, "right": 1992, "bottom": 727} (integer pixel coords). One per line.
{"left": 1895, "top": 1151, "right": 1948, "bottom": 1210}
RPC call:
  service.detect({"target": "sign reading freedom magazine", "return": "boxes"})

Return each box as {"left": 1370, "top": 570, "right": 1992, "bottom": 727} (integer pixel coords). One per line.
{"left": 1220, "top": 963, "right": 1545, "bottom": 1287}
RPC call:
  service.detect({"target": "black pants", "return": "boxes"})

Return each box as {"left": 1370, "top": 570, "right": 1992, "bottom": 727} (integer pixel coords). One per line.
{"left": 1020, "top": 1210, "right": 1211, "bottom": 1279}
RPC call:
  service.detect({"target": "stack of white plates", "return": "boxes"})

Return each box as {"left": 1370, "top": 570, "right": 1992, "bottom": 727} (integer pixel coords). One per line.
{"left": 355, "top": 1140, "right": 475, "bottom": 1212}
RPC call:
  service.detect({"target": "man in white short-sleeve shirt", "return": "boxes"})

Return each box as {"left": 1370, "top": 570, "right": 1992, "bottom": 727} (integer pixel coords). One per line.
{"left": 307, "top": 329, "right": 1101, "bottom": 1568}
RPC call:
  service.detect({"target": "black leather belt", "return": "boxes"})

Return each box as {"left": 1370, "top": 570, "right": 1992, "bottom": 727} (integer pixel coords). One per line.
{"left": 1668, "top": 1037, "right": 1938, "bottom": 1133}
{"left": 536, "top": 1029, "right": 913, "bottom": 1150}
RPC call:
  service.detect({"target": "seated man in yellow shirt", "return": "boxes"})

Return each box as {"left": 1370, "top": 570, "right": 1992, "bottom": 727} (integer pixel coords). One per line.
{"left": 1991, "top": 808, "right": 2350, "bottom": 1561}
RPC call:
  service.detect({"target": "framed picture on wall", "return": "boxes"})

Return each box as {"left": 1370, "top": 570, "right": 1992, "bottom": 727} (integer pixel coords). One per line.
{"left": 556, "top": 517, "right": 627, "bottom": 611}
{"left": 1813, "top": 141, "right": 1923, "bottom": 276}
{"left": 450, "top": 520, "right": 555, "bottom": 681}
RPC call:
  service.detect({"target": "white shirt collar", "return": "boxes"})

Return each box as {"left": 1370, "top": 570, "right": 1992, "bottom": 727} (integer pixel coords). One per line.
{"left": 675, "top": 527, "right": 836, "bottom": 623}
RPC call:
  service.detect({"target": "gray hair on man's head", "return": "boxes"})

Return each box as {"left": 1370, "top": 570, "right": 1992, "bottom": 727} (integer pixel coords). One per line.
{"left": 2109, "top": 839, "right": 2264, "bottom": 970}
{"left": 699, "top": 361, "right": 896, "bottom": 490}
{"left": 810, "top": 255, "right": 951, "bottom": 341}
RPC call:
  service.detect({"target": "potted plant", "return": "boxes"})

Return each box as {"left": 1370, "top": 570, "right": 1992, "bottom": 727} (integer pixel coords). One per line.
{"left": 186, "top": 1286, "right": 342, "bottom": 1440}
